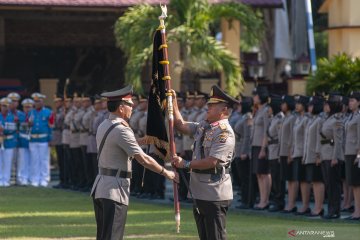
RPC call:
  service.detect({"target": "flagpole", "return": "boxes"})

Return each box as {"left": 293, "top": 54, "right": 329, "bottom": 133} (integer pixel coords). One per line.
{"left": 158, "top": 4, "right": 181, "bottom": 233}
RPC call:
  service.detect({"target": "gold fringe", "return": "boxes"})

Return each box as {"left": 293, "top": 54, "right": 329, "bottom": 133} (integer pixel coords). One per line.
{"left": 162, "top": 76, "right": 171, "bottom": 80}
{"left": 157, "top": 25, "right": 165, "bottom": 30}
{"left": 159, "top": 60, "right": 169, "bottom": 65}
{"left": 142, "top": 135, "right": 171, "bottom": 162}
{"left": 158, "top": 44, "right": 168, "bottom": 50}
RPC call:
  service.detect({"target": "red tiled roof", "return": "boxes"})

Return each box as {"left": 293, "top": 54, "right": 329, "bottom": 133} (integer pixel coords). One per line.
{"left": 0, "top": 0, "right": 283, "bottom": 8}
{"left": 0, "top": 0, "right": 169, "bottom": 7}
{"left": 211, "top": 0, "right": 283, "bottom": 8}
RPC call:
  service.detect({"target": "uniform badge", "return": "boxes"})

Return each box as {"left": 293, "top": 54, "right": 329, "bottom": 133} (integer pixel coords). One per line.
{"left": 219, "top": 123, "right": 227, "bottom": 130}
{"left": 218, "top": 132, "right": 229, "bottom": 143}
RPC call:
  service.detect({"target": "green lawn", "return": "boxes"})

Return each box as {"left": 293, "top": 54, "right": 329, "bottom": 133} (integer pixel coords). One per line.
{"left": 0, "top": 187, "right": 359, "bottom": 240}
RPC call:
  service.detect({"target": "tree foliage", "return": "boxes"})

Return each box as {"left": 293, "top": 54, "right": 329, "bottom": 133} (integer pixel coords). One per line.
{"left": 306, "top": 53, "right": 360, "bottom": 95}
{"left": 114, "top": 0, "right": 263, "bottom": 96}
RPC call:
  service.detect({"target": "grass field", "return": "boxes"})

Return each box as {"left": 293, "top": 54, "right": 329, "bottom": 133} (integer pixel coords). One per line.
{"left": 0, "top": 187, "right": 359, "bottom": 240}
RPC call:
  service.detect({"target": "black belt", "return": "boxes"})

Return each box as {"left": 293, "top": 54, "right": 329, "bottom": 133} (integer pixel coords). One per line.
{"left": 268, "top": 139, "right": 279, "bottom": 145}
{"left": 99, "top": 167, "right": 132, "bottom": 179}
{"left": 192, "top": 168, "right": 230, "bottom": 175}
{"left": 320, "top": 139, "right": 334, "bottom": 146}
{"left": 71, "top": 130, "right": 80, "bottom": 133}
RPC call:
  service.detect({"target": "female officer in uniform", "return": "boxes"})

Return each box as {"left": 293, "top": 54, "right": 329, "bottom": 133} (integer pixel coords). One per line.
{"left": 251, "top": 86, "right": 271, "bottom": 210}
{"left": 344, "top": 91, "right": 360, "bottom": 220}
{"left": 303, "top": 96, "right": 325, "bottom": 217}
{"left": 318, "top": 94, "right": 344, "bottom": 219}
{"left": 279, "top": 95, "right": 297, "bottom": 213}
{"left": 234, "top": 96, "right": 253, "bottom": 209}
{"left": 267, "top": 95, "right": 284, "bottom": 212}
{"left": 292, "top": 95, "right": 311, "bottom": 215}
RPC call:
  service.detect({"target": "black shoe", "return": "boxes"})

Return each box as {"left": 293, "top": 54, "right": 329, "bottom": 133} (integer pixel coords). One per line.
{"left": 341, "top": 206, "right": 354, "bottom": 213}
{"left": 236, "top": 203, "right": 250, "bottom": 209}
{"left": 268, "top": 205, "right": 284, "bottom": 212}
{"left": 281, "top": 207, "right": 297, "bottom": 214}
{"left": 306, "top": 209, "right": 324, "bottom": 217}
{"left": 344, "top": 216, "right": 360, "bottom": 221}
{"left": 321, "top": 213, "right": 340, "bottom": 219}
{"left": 253, "top": 204, "right": 270, "bottom": 211}
{"left": 295, "top": 208, "right": 311, "bottom": 215}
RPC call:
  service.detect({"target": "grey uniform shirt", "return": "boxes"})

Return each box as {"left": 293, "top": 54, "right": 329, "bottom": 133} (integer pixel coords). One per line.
{"left": 345, "top": 112, "right": 360, "bottom": 155}
{"left": 303, "top": 115, "right": 323, "bottom": 164}
{"left": 62, "top": 108, "right": 73, "bottom": 145}
{"left": 69, "top": 107, "right": 84, "bottom": 148}
{"left": 91, "top": 113, "right": 144, "bottom": 205}
{"left": 195, "top": 106, "right": 208, "bottom": 123}
{"left": 267, "top": 112, "right": 284, "bottom": 160}
{"left": 279, "top": 112, "right": 296, "bottom": 157}
{"left": 182, "top": 107, "right": 195, "bottom": 151}
{"left": 292, "top": 114, "right": 310, "bottom": 158}
{"left": 87, "top": 109, "right": 101, "bottom": 153}
{"left": 187, "top": 119, "right": 235, "bottom": 201}
{"left": 251, "top": 105, "right": 270, "bottom": 147}
{"left": 234, "top": 113, "right": 252, "bottom": 158}
{"left": 52, "top": 107, "right": 64, "bottom": 146}
{"left": 129, "top": 108, "right": 145, "bottom": 138}
{"left": 80, "top": 106, "right": 94, "bottom": 146}
{"left": 318, "top": 114, "right": 344, "bottom": 161}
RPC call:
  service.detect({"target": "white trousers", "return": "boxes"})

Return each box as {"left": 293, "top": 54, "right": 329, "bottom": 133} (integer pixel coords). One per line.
{"left": 29, "top": 142, "right": 50, "bottom": 187}
{"left": 0, "top": 148, "right": 15, "bottom": 186}
{"left": 17, "top": 148, "right": 31, "bottom": 185}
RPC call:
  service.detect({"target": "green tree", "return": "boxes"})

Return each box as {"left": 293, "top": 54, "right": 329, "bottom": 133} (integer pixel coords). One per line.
{"left": 306, "top": 53, "right": 360, "bottom": 95}
{"left": 114, "top": 0, "right": 263, "bottom": 96}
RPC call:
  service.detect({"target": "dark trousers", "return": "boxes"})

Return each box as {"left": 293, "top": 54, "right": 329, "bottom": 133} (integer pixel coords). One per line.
{"left": 321, "top": 160, "right": 342, "bottom": 215}
{"left": 178, "top": 150, "right": 192, "bottom": 199}
{"left": 93, "top": 198, "right": 128, "bottom": 240}
{"left": 269, "top": 159, "right": 285, "bottom": 208}
{"left": 89, "top": 153, "right": 98, "bottom": 183}
{"left": 63, "top": 144, "right": 72, "bottom": 185}
{"left": 70, "top": 147, "right": 83, "bottom": 187}
{"left": 55, "top": 144, "right": 64, "bottom": 184}
{"left": 131, "top": 157, "right": 144, "bottom": 193}
{"left": 234, "top": 157, "right": 250, "bottom": 205}
{"left": 194, "top": 199, "right": 231, "bottom": 240}
{"left": 81, "top": 146, "right": 93, "bottom": 187}
{"left": 142, "top": 153, "right": 165, "bottom": 197}
{"left": 249, "top": 147, "right": 259, "bottom": 207}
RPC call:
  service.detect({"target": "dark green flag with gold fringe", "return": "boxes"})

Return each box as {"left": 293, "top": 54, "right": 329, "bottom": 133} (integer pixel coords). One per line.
{"left": 144, "top": 28, "right": 169, "bottom": 160}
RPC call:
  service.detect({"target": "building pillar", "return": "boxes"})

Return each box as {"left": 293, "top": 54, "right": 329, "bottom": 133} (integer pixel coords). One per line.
{"left": 39, "top": 78, "right": 58, "bottom": 110}
{"left": 221, "top": 18, "right": 240, "bottom": 90}
{"left": 320, "top": 0, "right": 360, "bottom": 57}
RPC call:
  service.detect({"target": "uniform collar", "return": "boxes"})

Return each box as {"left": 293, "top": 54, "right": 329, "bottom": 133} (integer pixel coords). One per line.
{"left": 209, "top": 118, "right": 228, "bottom": 128}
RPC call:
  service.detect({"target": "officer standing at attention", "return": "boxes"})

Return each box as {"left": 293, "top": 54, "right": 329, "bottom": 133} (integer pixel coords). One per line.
{"left": 28, "top": 93, "right": 54, "bottom": 187}
{"left": 52, "top": 94, "right": 65, "bottom": 189}
{"left": 172, "top": 85, "right": 238, "bottom": 240}
{"left": 318, "top": 94, "right": 344, "bottom": 219}
{"left": 17, "top": 98, "right": 34, "bottom": 186}
{"left": 267, "top": 95, "right": 285, "bottom": 212}
{"left": 91, "top": 85, "right": 178, "bottom": 240}
{"left": 0, "top": 97, "right": 17, "bottom": 187}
